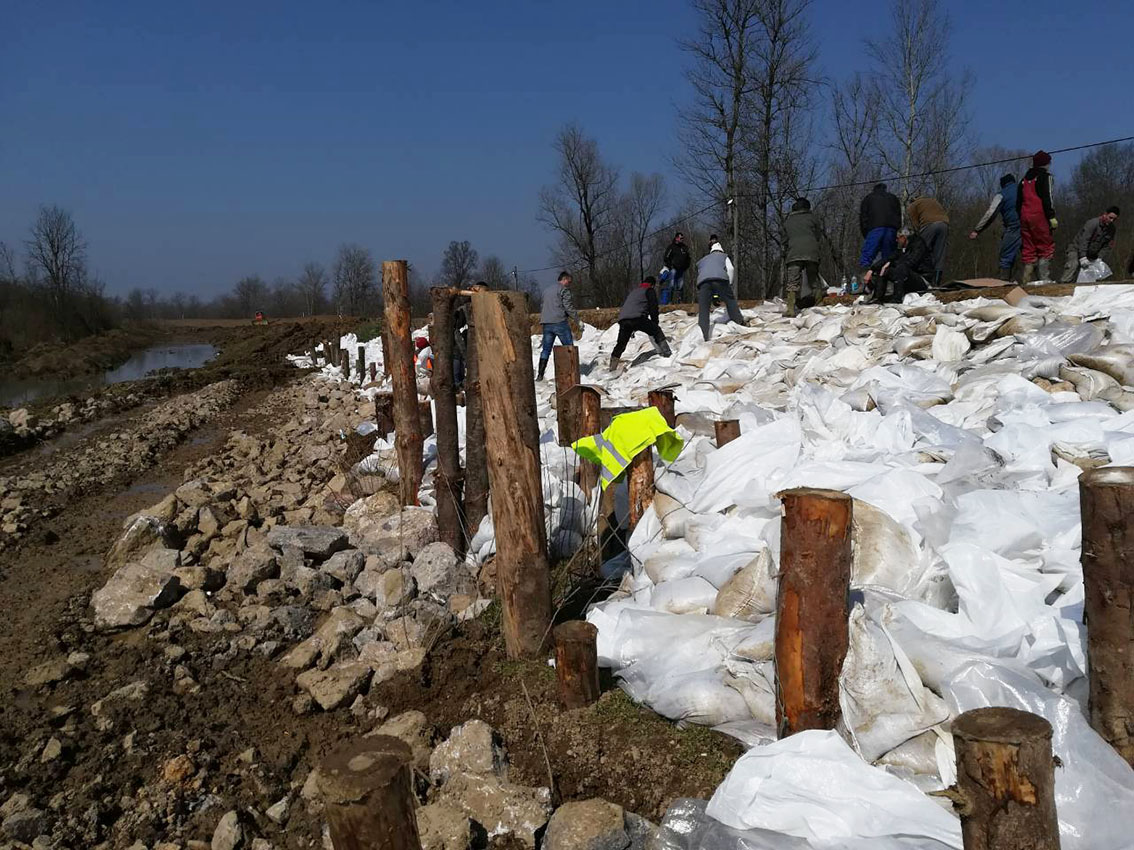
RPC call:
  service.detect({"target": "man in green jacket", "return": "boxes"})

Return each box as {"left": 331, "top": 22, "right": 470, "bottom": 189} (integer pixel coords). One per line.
{"left": 783, "top": 197, "right": 821, "bottom": 318}
{"left": 1061, "top": 207, "right": 1120, "bottom": 282}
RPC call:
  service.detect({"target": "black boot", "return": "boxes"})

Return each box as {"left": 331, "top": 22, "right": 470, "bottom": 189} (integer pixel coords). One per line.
{"left": 537, "top": 357, "right": 548, "bottom": 381}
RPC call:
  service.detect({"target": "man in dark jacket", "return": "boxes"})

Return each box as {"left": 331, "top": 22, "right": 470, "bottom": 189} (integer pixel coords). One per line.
{"left": 783, "top": 197, "right": 821, "bottom": 318}
{"left": 661, "top": 232, "right": 691, "bottom": 305}
{"left": 864, "top": 228, "right": 933, "bottom": 303}
{"left": 968, "top": 174, "right": 1021, "bottom": 280}
{"left": 1061, "top": 207, "right": 1120, "bottom": 282}
{"left": 610, "top": 276, "right": 671, "bottom": 372}
{"left": 859, "top": 183, "right": 902, "bottom": 270}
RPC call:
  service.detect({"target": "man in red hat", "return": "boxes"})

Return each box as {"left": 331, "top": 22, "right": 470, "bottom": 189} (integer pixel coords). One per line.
{"left": 1015, "top": 150, "right": 1057, "bottom": 282}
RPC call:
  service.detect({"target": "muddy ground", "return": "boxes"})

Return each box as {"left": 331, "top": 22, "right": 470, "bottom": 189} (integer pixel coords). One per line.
{"left": 0, "top": 322, "right": 739, "bottom": 850}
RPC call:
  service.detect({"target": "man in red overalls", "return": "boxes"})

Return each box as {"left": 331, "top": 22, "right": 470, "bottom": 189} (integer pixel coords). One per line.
{"left": 1015, "top": 150, "right": 1057, "bottom": 283}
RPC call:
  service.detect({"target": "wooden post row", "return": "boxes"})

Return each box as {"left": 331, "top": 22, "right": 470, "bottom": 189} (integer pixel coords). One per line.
{"left": 357, "top": 345, "right": 366, "bottom": 382}
{"left": 341, "top": 348, "right": 350, "bottom": 376}
{"left": 1079, "top": 466, "right": 1134, "bottom": 766}
{"left": 317, "top": 735, "right": 423, "bottom": 850}
{"left": 430, "top": 287, "right": 464, "bottom": 556}
{"left": 951, "top": 708, "right": 1060, "bottom": 850}
{"left": 775, "top": 488, "right": 852, "bottom": 737}
{"left": 463, "top": 298, "right": 489, "bottom": 535}
{"left": 369, "top": 362, "right": 377, "bottom": 383}
{"left": 647, "top": 389, "right": 676, "bottom": 429}
{"left": 382, "top": 260, "right": 424, "bottom": 506}
{"left": 554, "top": 621, "right": 600, "bottom": 709}
{"left": 472, "top": 290, "right": 552, "bottom": 658}
{"left": 554, "top": 345, "right": 581, "bottom": 446}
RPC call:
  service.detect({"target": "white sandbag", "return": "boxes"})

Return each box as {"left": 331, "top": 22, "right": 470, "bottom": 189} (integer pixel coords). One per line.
{"left": 711, "top": 549, "right": 777, "bottom": 621}
{"left": 851, "top": 499, "right": 923, "bottom": 595}
{"left": 930, "top": 326, "right": 970, "bottom": 362}
{"left": 705, "top": 730, "right": 962, "bottom": 847}
{"left": 620, "top": 665, "right": 753, "bottom": 726}
{"left": 653, "top": 491, "right": 694, "bottom": 538}
{"left": 944, "top": 660, "right": 1134, "bottom": 850}
{"left": 643, "top": 539, "right": 698, "bottom": 584}
{"left": 840, "top": 607, "right": 950, "bottom": 762}
{"left": 652, "top": 575, "right": 719, "bottom": 614}
{"left": 1070, "top": 344, "right": 1134, "bottom": 387}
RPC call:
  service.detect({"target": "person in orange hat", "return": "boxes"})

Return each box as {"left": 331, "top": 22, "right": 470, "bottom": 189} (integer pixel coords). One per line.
{"left": 1015, "top": 150, "right": 1057, "bottom": 283}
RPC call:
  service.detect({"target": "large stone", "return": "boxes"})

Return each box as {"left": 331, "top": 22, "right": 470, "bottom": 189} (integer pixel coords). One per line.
{"left": 295, "top": 662, "right": 372, "bottom": 710}
{"left": 281, "top": 606, "right": 367, "bottom": 670}
{"left": 368, "top": 710, "right": 432, "bottom": 771}
{"left": 24, "top": 657, "right": 73, "bottom": 687}
{"left": 416, "top": 803, "right": 472, "bottom": 850}
{"left": 430, "top": 720, "right": 507, "bottom": 784}
{"left": 436, "top": 773, "right": 551, "bottom": 848}
{"left": 175, "top": 479, "right": 214, "bottom": 508}
{"left": 91, "top": 560, "right": 183, "bottom": 630}
{"left": 385, "top": 614, "right": 429, "bottom": 651}
{"left": 358, "top": 643, "right": 426, "bottom": 686}
{"left": 2, "top": 807, "right": 46, "bottom": 844}
{"left": 543, "top": 800, "right": 629, "bottom": 850}
{"left": 410, "top": 542, "right": 460, "bottom": 596}
{"left": 227, "top": 545, "right": 279, "bottom": 594}
{"left": 266, "top": 526, "right": 348, "bottom": 561}
{"left": 342, "top": 491, "right": 401, "bottom": 539}
{"left": 105, "top": 515, "right": 167, "bottom": 571}
{"left": 355, "top": 567, "right": 413, "bottom": 610}
{"left": 349, "top": 506, "right": 438, "bottom": 560}
{"left": 323, "top": 549, "right": 365, "bottom": 584}
{"left": 211, "top": 809, "right": 244, "bottom": 850}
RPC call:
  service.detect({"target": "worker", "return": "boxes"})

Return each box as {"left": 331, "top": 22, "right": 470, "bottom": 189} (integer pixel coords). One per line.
{"left": 906, "top": 196, "right": 949, "bottom": 286}
{"left": 859, "top": 183, "right": 902, "bottom": 271}
{"left": 571, "top": 407, "right": 684, "bottom": 491}
{"left": 696, "top": 239, "right": 747, "bottom": 341}
{"left": 864, "top": 227, "right": 933, "bottom": 304}
{"left": 1062, "top": 207, "right": 1120, "bottom": 283}
{"left": 1016, "top": 150, "right": 1057, "bottom": 283}
{"left": 783, "top": 197, "right": 821, "bottom": 317}
{"left": 661, "top": 231, "right": 691, "bottom": 304}
{"left": 537, "top": 271, "right": 580, "bottom": 381}
{"left": 968, "top": 174, "right": 1021, "bottom": 280}
{"left": 610, "top": 276, "right": 672, "bottom": 373}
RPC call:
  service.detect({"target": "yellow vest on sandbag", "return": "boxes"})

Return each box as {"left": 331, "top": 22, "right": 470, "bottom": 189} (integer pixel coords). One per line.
{"left": 571, "top": 407, "right": 684, "bottom": 490}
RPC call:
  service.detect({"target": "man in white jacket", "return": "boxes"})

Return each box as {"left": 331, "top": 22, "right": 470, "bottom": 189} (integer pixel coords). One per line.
{"left": 695, "top": 239, "right": 747, "bottom": 340}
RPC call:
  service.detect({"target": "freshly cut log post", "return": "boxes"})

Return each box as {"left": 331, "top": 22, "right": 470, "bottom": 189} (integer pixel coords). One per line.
{"left": 554, "top": 621, "right": 600, "bottom": 709}
{"left": 951, "top": 708, "right": 1061, "bottom": 850}
{"left": 627, "top": 449, "right": 654, "bottom": 532}
{"left": 648, "top": 389, "right": 676, "bottom": 428}
{"left": 373, "top": 393, "right": 395, "bottom": 438}
{"left": 317, "top": 735, "right": 423, "bottom": 850}
{"left": 1078, "top": 465, "right": 1134, "bottom": 765}
{"left": 554, "top": 345, "right": 581, "bottom": 445}
{"left": 382, "top": 260, "right": 424, "bottom": 505}
{"left": 381, "top": 330, "right": 391, "bottom": 377}
{"left": 463, "top": 302, "right": 489, "bottom": 534}
{"left": 341, "top": 348, "right": 350, "bottom": 375}
{"left": 357, "top": 345, "right": 366, "bottom": 381}
{"left": 774, "top": 488, "right": 852, "bottom": 737}
{"left": 430, "top": 287, "right": 464, "bottom": 556}
{"left": 418, "top": 399, "right": 434, "bottom": 439}
{"left": 715, "top": 419, "right": 741, "bottom": 447}
{"left": 369, "top": 362, "right": 377, "bottom": 382}
{"left": 472, "top": 290, "right": 552, "bottom": 658}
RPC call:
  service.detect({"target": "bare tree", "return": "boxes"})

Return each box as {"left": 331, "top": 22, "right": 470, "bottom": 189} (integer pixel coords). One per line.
{"left": 479, "top": 255, "right": 511, "bottom": 289}
{"left": 297, "top": 262, "right": 327, "bottom": 316}
{"left": 333, "top": 244, "right": 377, "bottom": 316}
{"left": 538, "top": 122, "right": 621, "bottom": 303}
{"left": 233, "top": 275, "right": 268, "bottom": 316}
{"left": 439, "top": 240, "right": 480, "bottom": 288}
{"left": 25, "top": 205, "right": 86, "bottom": 309}
{"left": 627, "top": 173, "right": 667, "bottom": 279}
{"left": 866, "top": 0, "right": 969, "bottom": 204}
{"left": 0, "top": 241, "right": 17, "bottom": 283}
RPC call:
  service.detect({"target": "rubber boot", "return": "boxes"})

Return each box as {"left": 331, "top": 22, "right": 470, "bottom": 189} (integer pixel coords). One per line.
{"left": 1037, "top": 258, "right": 1051, "bottom": 282}
{"left": 654, "top": 337, "right": 672, "bottom": 357}
{"left": 785, "top": 291, "right": 797, "bottom": 318}
{"left": 1022, "top": 263, "right": 1035, "bottom": 284}
{"left": 609, "top": 355, "right": 622, "bottom": 374}
{"left": 537, "top": 357, "right": 548, "bottom": 381}
{"left": 997, "top": 267, "right": 1012, "bottom": 281}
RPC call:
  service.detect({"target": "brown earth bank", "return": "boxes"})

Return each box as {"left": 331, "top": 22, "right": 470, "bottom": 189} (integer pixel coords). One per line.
{"left": 0, "top": 355, "right": 737, "bottom": 849}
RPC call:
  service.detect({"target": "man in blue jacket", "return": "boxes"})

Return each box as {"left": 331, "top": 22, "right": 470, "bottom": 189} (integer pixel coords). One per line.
{"left": 859, "top": 183, "right": 902, "bottom": 271}
{"left": 968, "top": 174, "right": 1021, "bottom": 280}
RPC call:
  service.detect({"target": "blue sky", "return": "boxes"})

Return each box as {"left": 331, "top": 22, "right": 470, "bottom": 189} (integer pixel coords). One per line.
{"left": 2, "top": 0, "right": 1131, "bottom": 296}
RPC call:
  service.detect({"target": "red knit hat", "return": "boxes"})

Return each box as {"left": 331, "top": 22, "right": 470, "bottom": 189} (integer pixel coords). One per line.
{"left": 1032, "top": 150, "right": 1052, "bottom": 167}
{"left": 414, "top": 337, "right": 428, "bottom": 350}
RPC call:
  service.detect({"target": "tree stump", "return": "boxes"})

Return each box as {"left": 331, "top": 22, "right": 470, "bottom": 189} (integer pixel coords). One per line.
{"left": 317, "top": 735, "right": 423, "bottom": 850}
{"left": 774, "top": 487, "right": 852, "bottom": 737}
{"left": 715, "top": 419, "right": 741, "bottom": 447}
{"left": 648, "top": 389, "right": 676, "bottom": 428}
{"left": 554, "top": 621, "right": 600, "bottom": 709}
{"left": 951, "top": 708, "right": 1061, "bottom": 850}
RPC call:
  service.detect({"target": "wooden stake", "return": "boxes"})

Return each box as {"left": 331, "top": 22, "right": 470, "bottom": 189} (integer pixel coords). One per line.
{"left": 774, "top": 487, "right": 852, "bottom": 737}
{"left": 715, "top": 419, "right": 741, "bottom": 447}
{"left": 357, "top": 344, "right": 366, "bottom": 382}
{"left": 383, "top": 260, "right": 424, "bottom": 506}
{"left": 463, "top": 299, "right": 489, "bottom": 536}
{"left": 430, "top": 286, "right": 465, "bottom": 557}
{"left": 317, "top": 735, "right": 423, "bottom": 850}
{"left": 554, "top": 345, "right": 581, "bottom": 446}
{"left": 554, "top": 621, "right": 600, "bottom": 709}
{"left": 418, "top": 399, "right": 434, "bottom": 439}
{"left": 341, "top": 348, "right": 350, "bottom": 376}
{"left": 381, "top": 329, "right": 391, "bottom": 377}
{"left": 627, "top": 448, "right": 654, "bottom": 532}
{"left": 1079, "top": 466, "right": 1134, "bottom": 766}
{"left": 374, "top": 393, "right": 395, "bottom": 438}
{"left": 472, "top": 290, "right": 552, "bottom": 658}
{"left": 648, "top": 389, "right": 676, "bottom": 429}
{"left": 369, "top": 362, "right": 377, "bottom": 382}
{"left": 951, "top": 708, "right": 1061, "bottom": 850}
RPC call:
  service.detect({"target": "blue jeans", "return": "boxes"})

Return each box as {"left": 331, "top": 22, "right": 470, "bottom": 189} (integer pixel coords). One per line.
{"left": 659, "top": 269, "right": 685, "bottom": 305}
{"left": 999, "top": 225, "right": 1021, "bottom": 270}
{"left": 860, "top": 226, "right": 897, "bottom": 268}
{"left": 540, "top": 321, "right": 573, "bottom": 360}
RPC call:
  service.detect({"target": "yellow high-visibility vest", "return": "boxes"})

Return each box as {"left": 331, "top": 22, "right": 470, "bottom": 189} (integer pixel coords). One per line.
{"left": 571, "top": 407, "right": 684, "bottom": 490}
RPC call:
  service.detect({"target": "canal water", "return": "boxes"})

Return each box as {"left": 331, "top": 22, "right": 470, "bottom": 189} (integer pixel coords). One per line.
{"left": 1, "top": 344, "right": 217, "bottom": 408}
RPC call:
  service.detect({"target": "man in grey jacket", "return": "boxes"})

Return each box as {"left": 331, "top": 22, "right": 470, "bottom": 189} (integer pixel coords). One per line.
{"left": 1061, "top": 207, "right": 1120, "bottom": 282}
{"left": 537, "top": 271, "right": 581, "bottom": 380}
{"left": 696, "top": 241, "right": 747, "bottom": 341}
{"left": 610, "top": 276, "right": 671, "bottom": 373}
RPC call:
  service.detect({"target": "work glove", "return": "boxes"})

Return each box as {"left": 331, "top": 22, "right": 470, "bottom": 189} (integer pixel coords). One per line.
{"left": 1049, "top": 217, "right": 1059, "bottom": 230}
{"left": 1080, "top": 256, "right": 1090, "bottom": 268}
